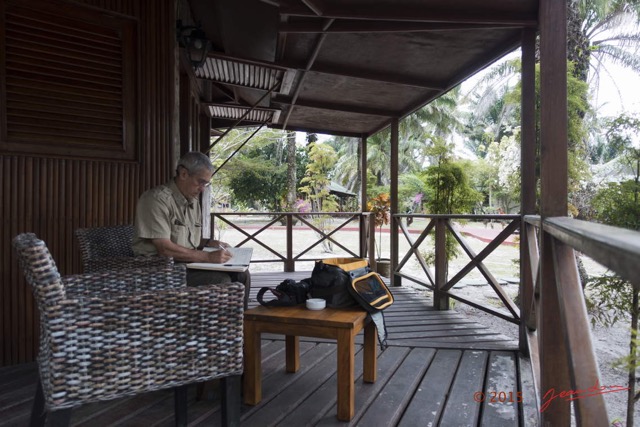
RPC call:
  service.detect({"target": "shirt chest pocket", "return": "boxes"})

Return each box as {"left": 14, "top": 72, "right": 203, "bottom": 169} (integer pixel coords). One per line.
{"left": 170, "top": 219, "right": 190, "bottom": 248}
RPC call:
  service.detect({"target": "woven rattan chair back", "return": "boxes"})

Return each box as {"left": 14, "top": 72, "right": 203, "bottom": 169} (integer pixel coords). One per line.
{"left": 75, "top": 224, "right": 172, "bottom": 273}
{"left": 13, "top": 233, "right": 65, "bottom": 315}
{"left": 75, "top": 224, "right": 135, "bottom": 262}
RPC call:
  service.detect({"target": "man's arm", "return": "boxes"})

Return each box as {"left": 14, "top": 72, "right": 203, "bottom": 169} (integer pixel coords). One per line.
{"left": 199, "top": 238, "right": 231, "bottom": 249}
{"left": 153, "top": 238, "right": 232, "bottom": 263}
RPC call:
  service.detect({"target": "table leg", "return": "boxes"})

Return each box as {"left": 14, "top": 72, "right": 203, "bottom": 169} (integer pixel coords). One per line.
{"left": 243, "top": 319, "right": 261, "bottom": 405}
{"left": 336, "top": 329, "right": 355, "bottom": 421}
{"left": 363, "top": 320, "right": 377, "bottom": 383}
{"left": 285, "top": 335, "right": 300, "bottom": 373}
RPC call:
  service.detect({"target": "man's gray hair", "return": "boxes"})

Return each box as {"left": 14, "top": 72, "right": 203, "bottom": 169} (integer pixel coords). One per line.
{"left": 176, "top": 151, "right": 214, "bottom": 175}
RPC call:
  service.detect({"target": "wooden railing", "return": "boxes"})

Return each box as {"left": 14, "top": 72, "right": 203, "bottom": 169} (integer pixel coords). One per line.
{"left": 522, "top": 216, "right": 640, "bottom": 425}
{"left": 211, "top": 212, "right": 373, "bottom": 271}
{"left": 215, "top": 210, "right": 640, "bottom": 424}
{"left": 389, "top": 213, "right": 640, "bottom": 423}
{"left": 392, "top": 214, "right": 521, "bottom": 324}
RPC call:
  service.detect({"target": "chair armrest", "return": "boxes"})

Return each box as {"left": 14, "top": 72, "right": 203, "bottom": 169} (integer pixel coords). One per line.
{"left": 42, "top": 282, "right": 245, "bottom": 408}
{"left": 63, "top": 264, "right": 186, "bottom": 297}
{"left": 84, "top": 255, "right": 173, "bottom": 274}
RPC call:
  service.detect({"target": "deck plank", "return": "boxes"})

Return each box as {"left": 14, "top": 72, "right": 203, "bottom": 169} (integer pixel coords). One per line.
{"left": 244, "top": 342, "right": 337, "bottom": 421}
{"left": 480, "top": 351, "right": 519, "bottom": 426}
{"left": 242, "top": 343, "right": 342, "bottom": 427}
{"left": 397, "top": 349, "right": 463, "bottom": 427}
{"left": 438, "top": 350, "right": 489, "bottom": 426}
{"left": 519, "top": 354, "right": 541, "bottom": 426}
{"left": 356, "top": 348, "right": 436, "bottom": 427}
{"left": 0, "top": 271, "right": 529, "bottom": 427}
{"left": 274, "top": 345, "right": 394, "bottom": 427}
{"left": 314, "top": 346, "right": 412, "bottom": 427}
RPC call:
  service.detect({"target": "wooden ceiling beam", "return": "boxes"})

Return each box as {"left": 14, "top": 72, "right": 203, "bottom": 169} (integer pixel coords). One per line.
{"left": 280, "top": 20, "right": 529, "bottom": 33}
{"left": 272, "top": 96, "right": 397, "bottom": 117}
{"left": 278, "top": 5, "right": 537, "bottom": 26}
{"left": 280, "top": 18, "right": 334, "bottom": 130}
{"left": 283, "top": 61, "right": 446, "bottom": 90}
{"left": 272, "top": 123, "right": 366, "bottom": 139}
{"left": 301, "top": 0, "right": 323, "bottom": 16}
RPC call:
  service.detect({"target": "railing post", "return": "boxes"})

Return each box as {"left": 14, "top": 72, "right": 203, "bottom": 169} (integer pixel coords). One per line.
{"left": 539, "top": 232, "right": 571, "bottom": 423}
{"left": 434, "top": 218, "right": 449, "bottom": 310}
{"left": 520, "top": 220, "right": 535, "bottom": 355}
{"left": 368, "top": 214, "right": 376, "bottom": 271}
{"left": 520, "top": 25, "right": 536, "bottom": 357}
{"left": 359, "top": 213, "right": 367, "bottom": 258}
{"left": 285, "top": 214, "right": 294, "bottom": 272}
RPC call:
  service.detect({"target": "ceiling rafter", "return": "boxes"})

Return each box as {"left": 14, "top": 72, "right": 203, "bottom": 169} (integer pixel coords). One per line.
{"left": 301, "top": 0, "right": 323, "bottom": 16}
{"left": 280, "top": 18, "right": 334, "bottom": 130}
{"left": 272, "top": 96, "right": 397, "bottom": 117}
{"left": 282, "top": 61, "right": 446, "bottom": 90}
{"left": 276, "top": 123, "right": 366, "bottom": 138}
{"left": 279, "top": 4, "right": 538, "bottom": 26}
{"left": 279, "top": 20, "right": 530, "bottom": 34}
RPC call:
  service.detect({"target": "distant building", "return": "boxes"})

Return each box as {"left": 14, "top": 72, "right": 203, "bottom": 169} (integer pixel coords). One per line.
{"left": 328, "top": 182, "right": 356, "bottom": 211}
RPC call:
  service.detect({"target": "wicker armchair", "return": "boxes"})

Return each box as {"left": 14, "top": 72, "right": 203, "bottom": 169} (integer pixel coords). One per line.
{"left": 75, "top": 224, "right": 172, "bottom": 273}
{"left": 13, "top": 233, "right": 244, "bottom": 427}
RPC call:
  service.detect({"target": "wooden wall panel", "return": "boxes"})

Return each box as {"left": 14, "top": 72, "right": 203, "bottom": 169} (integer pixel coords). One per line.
{"left": 0, "top": 0, "right": 177, "bottom": 366}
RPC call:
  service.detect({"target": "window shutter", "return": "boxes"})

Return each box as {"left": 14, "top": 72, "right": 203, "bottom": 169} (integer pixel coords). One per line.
{"left": 1, "top": 0, "right": 138, "bottom": 160}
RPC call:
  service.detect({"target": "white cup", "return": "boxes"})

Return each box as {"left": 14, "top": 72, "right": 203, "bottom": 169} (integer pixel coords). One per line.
{"left": 306, "top": 298, "right": 326, "bottom": 310}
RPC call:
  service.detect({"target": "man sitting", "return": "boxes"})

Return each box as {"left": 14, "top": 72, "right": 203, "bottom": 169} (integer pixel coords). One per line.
{"left": 132, "top": 151, "right": 250, "bottom": 308}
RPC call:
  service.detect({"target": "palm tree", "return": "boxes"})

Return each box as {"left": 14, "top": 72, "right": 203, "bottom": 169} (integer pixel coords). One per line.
{"left": 329, "top": 88, "right": 463, "bottom": 192}
{"left": 463, "top": 0, "right": 640, "bottom": 153}
{"left": 285, "top": 130, "right": 297, "bottom": 209}
{"left": 569, "top": 0, "right": 640, "bottom": 87}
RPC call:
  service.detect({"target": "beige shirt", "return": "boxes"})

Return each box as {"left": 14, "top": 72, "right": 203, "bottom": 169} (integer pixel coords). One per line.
{"left": 132, "top": 180, "right": 202, "bottom": 256}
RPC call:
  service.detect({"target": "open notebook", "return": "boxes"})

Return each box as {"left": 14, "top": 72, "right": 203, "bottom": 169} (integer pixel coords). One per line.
{"left": 186, "top": 247, "right": 253, "bottom": 272}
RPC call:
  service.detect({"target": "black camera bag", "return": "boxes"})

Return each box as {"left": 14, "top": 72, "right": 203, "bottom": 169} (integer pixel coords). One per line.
{"left": 257, "top": 278, "right": 310, "bottom": 307}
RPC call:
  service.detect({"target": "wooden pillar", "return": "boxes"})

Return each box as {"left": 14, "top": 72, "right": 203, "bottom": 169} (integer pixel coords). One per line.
{"left": 199, "top": 112, "right": 211, "bottom": 153}
{"left": 390, "top": 119, "right": 400, "bottom": 286}
{"left": 519, "top": 28, "right": 536, "bottom": 356}
{"left": 179, "top": 72, "right": 192, "bottom": 156}
{"left": 360, "top": 136, "right": 368, "bottom": 258}
{"left": 434, "top": 218, "right": 449, "bottom": 310}
{"left": 539, "top": 0, "right": 571, "bottom": 424}
{"left": 286, "top": 214, "right": 294, "bottom": 272}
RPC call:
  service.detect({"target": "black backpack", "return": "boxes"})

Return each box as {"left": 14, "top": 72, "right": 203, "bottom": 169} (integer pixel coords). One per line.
{"left": 310, "top": 258, "right": 394, "bottom": 312}
{"left": 310, "top": 258, "right": 393, "bottom": 348}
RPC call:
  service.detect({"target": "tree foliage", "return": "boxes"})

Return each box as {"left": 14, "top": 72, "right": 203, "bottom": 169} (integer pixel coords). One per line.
{"left": 299, "top": 143, "right": 339, "bottom": 212}
{"left": 421, "top": 139, "right": 482, "bottom": 215}
{"left": 583, "top": 111, "right": 640, "bottom": 426}
{"left": 213, "top": 128, "right": 308, "bottom": 211}
{"left": 226, "top": 158, "right": 287, "bottom": 211}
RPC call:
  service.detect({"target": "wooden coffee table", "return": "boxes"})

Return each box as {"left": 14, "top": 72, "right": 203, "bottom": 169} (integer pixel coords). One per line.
{"left": 243, "top": 305, "right": 377, "bottom": 421}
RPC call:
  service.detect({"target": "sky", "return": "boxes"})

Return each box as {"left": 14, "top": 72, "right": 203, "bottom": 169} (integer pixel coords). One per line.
{"left": 592, "top": 61, "right": 640, "bottom": 117}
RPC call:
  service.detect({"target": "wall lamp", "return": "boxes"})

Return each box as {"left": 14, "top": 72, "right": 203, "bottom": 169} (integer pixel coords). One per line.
{"left": 176, "top": 20, "right": 211, "bottom": 70}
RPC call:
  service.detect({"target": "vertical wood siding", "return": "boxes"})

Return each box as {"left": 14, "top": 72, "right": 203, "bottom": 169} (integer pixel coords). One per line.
{"left": 0, "top": 0, "right": 176, "bottom": 366}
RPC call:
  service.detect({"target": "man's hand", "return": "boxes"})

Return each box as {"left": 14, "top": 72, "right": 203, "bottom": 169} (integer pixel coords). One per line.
{"left": 206, "top": 248, "right": 232, "bottom": 264}
{"left": 152, "top": 238, "right": 232, "bottom": 263}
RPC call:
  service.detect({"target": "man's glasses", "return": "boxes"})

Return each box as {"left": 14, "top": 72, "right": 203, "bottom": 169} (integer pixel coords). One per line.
{"left": 195, "top": 178, "right": 211, "bottom": 188}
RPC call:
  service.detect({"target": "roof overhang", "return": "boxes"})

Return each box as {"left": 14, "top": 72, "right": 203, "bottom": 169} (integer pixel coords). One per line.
{"left": 188, "top": 0, "right": 539, "bottom": 138}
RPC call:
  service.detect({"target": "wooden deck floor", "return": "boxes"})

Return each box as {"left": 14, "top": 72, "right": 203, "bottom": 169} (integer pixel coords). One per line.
{"left": 0, "top": 271, "right": 539, "bottom": 426}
